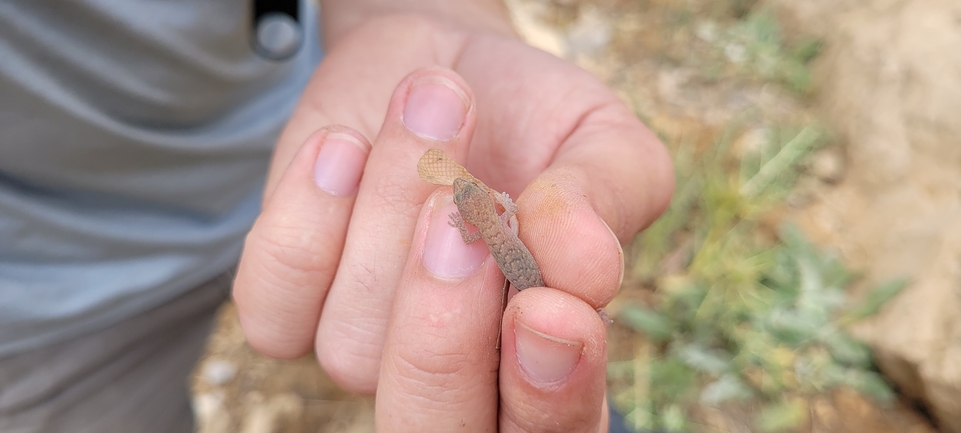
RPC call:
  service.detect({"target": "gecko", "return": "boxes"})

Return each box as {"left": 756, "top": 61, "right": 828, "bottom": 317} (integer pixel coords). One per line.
{"left": 450, "top": 177, "right": 544, "bottom": 290}
{"left": 417, "top": 149, "right": 544, "bottom": 290}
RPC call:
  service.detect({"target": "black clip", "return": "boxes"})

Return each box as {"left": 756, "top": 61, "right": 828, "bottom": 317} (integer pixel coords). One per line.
{"left": 252, "top": 0, "right": 303, "bottom": 61}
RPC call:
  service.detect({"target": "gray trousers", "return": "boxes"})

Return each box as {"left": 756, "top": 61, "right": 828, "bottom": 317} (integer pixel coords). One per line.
{"left": 0, "top": 274, "right": 230, "bottom": 433}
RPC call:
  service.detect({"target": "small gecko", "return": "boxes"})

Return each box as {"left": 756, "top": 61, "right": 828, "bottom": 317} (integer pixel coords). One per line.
{"left": 450, "top": 177, "right": 544, "bottom": 290}
{"left": 417, "top": 149, "right": 544, "bottom": 290}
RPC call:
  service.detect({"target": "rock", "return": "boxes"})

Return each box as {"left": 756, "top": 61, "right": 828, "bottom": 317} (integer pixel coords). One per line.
{"left": 193, "top": 392, "right": 231, "bottom": 433}
{"left": 732, "top": 126, "right": 769, "bottom": 159}
{"left": 239, "top": 392, "right": 304, "bottom": 433}
{"left": 808, "top": 148, "right": 845, "bottom": 184}
{"left": 201, "top": 359, "right": 238, "bottom": 386}
{"left": 506, "top": 0, "right": 568, "bottom": 58}
{"left": 565, "top": 6, "right": 612, "bottom": 58}
{"left": 775, "top": 0, "right": 961, "bottom": 431}
{"left": 190, "top": 303, "right": 374, "bottom": 433}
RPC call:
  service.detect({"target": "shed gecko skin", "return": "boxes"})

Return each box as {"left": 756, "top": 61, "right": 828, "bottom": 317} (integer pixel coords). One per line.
{"left": 450, "top": 177, "right": 544, "bottom": 290}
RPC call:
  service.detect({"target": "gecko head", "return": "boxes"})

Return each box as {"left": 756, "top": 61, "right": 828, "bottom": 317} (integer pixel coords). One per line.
{"left": 452, "top": 177, "right": 483, "bottom": 205}
{"left": 452, "top": 178, "right": 492, "bottom": 219}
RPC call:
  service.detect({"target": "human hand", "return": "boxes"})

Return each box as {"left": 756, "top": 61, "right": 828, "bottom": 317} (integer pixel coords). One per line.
{"left": 233, "top": 79, "right": 619, "bottom": 429}
{"left": 232, "top": 4, "right": 672, "bottom": 415}
{"left": 374, "top": 180, "right": 614, "bottom": 431}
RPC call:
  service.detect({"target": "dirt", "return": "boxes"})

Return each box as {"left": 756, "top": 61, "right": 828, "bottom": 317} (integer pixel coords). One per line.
{"left": 192, "top": 303, "right": 374, "bottom": 433}
{"left": 191, "top": 0, "right": 958, "bottom": 431}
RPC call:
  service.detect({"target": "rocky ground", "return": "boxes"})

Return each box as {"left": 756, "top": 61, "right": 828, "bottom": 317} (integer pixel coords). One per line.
{"left": 782, "top": 2, "right": 961, "bottom": 432}
{"left": 191, "top": 1, "right": 960, "bottom": 432}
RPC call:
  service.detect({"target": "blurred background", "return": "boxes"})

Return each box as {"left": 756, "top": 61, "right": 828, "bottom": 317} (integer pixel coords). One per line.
{"left": 190, "top": 0, "right": 961, "bottom": 431}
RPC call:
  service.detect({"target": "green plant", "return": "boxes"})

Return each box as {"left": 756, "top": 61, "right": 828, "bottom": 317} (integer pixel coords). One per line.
{"left": 610, "top": 124, "right": 903, "bottom": 432}
{"left": 717, "top": 9, "right": 822, "bottom": 94}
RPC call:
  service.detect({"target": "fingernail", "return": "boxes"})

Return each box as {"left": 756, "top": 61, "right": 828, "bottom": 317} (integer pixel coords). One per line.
{"left": 515, "top": 321, "right": 583, "bottom": 385}
{"left": 402, "top": 76, "right": 469, "bottom": 141}
{"left": 313, "top": 133, "right": 369, "bottom": 196}
{"left": 422, "top": 198, "right": 489, "bottom": 279}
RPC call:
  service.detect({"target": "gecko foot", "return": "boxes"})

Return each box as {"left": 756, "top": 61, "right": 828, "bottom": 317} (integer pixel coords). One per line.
{"left": 448, "top": 212, "right": 482, "bottom": 244}
{"left": 493, "top": 191, "right": 520, "bottom": 235}
{"left": 493, "top": 191, "right": 519, "bottom": 217}
{"left": 596, "top": 308, "right": 614, "bottom": 325}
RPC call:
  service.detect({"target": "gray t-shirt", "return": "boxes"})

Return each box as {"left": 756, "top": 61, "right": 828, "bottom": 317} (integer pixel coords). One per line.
{"left": 0, "top": 0, "right": 322, "bottom": 354}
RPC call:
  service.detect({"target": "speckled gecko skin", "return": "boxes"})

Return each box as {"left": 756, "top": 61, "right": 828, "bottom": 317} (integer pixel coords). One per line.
{"left": 450, "top": 177, "right": 544, "bottom": 290}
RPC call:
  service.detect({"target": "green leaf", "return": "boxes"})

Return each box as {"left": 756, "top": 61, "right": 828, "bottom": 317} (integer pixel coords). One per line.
{"left": 845, "top": 370, "right": 896, "bottom": 404}
{"left": 700, "top": 374, "right": 754, "bottom": 405}
{"left": 662, "top": 404, "right": 688, "bottom": 432}
{"left": 619, "top": 306, "right": 675, "bottom": 342}
{"left": 625, "top": 407, "right": 655, "bottom": 431}
{"left": 820, "top": 332, "right": 873, "bottom": 368}
{"left": 779, "top": 60, "right": 814, "bottom": 94}
{"left": 740, "top": 127, "right": 823, "bottom": 198}
{"left": 792, "top": 37, "right": 822, "bottom": 63}
{"left": 763, "top": 308, "right": 822, "bottom": 345}
{"left": 650, "top": 359, "right": 698, "bottom": 403}
{"left": 842, "top": 278, "right": 910, "bottom": 323}
{"left": 756, "top": 398, "right": 807, "bottom": 432}
{"left": 817, "top": 361, "right": 848, "bottom": 388}
{"left": 674, "top": 343, "right": 731, "bottom": 375}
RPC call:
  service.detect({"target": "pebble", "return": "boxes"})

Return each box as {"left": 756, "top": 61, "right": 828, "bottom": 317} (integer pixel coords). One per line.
{"left": 809, "top": 148, "right": 845, "bottom": 183}
{"left": 202, "top": 359, "right": 238, "bottom": 386}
